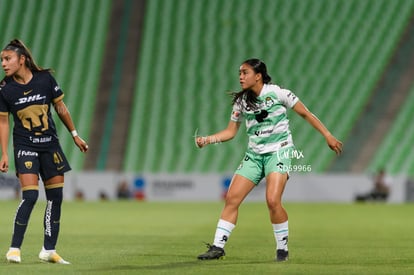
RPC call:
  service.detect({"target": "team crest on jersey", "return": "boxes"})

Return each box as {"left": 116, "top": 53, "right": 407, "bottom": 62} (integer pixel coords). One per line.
{"left": 265, "top": 96, "right": 275, "bottom": 107}
{"left": 24, "top": 161, "right": 33, "bottom": 169}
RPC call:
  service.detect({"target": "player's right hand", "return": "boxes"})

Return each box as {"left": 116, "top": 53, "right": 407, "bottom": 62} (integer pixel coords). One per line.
{"left": 195, "top": 136, "right": 207, "bottom": 148}
{"left": 0, "top": 155, "right": 9, "bottom": 172}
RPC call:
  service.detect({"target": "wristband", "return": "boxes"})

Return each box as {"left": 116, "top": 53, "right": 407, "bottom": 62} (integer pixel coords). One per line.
{"left": 71, "top": 130, "right": 78, "bottom": 137}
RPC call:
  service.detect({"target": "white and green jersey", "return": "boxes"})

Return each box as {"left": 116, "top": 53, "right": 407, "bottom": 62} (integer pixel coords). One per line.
{"left": 230, "top": 84, "right": 299, "bottom": 154}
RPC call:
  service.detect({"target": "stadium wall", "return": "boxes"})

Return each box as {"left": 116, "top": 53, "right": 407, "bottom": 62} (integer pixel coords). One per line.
{"left": 0, "top": 173, "right": 410, "bottom": 203}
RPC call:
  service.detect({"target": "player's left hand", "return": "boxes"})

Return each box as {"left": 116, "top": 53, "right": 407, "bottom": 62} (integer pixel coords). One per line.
{"left": 74, "top": 136, "right": 89, "bottom": 153}
{"left": 326, "top": 135, "right": 343, "bottom": 155}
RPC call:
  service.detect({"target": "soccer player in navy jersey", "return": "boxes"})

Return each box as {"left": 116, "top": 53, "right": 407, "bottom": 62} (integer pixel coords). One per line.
{"left": 0, "top": 39, "right": 89, "bottom": 264}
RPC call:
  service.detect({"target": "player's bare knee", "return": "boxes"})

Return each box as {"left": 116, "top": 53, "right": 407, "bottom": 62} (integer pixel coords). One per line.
{"left": 266, "top": 197, "right": 283, "bottom": 211}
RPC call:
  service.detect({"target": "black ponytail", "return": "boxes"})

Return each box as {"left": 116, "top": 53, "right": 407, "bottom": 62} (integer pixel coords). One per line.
{"left": 3, "top": 39, "right": 51, "bottom": 73}
{"left": 231, "top": 89, "right": 260, "bottom": 110}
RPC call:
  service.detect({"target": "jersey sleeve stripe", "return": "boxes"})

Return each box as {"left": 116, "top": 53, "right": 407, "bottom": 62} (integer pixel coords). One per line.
{"left": 52, "top": 94, "right": 64, "bottom": 104}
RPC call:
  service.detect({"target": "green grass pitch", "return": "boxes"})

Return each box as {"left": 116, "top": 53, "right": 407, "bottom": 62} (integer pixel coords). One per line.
{"left": 0, "top": 200, "right": 413, "bottom": 274}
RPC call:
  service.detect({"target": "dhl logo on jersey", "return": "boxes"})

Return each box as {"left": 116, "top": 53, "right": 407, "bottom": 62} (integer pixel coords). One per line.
{"left": 15, "top": 94, "right": 47, "bottom": 105}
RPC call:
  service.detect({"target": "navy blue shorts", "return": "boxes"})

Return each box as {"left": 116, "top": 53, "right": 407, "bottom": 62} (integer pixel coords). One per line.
{"left": 14, "top": 145, "right": 72, "bottom": 181}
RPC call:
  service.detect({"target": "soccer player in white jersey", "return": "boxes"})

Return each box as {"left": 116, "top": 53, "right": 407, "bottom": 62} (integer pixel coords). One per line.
{"left": 196, "top": 58, "right": 342, "bottom": 261}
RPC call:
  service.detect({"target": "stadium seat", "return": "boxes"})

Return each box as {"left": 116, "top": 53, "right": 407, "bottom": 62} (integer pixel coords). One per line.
{"left": 368, "top": 88, "right": 414, "bottom": 175}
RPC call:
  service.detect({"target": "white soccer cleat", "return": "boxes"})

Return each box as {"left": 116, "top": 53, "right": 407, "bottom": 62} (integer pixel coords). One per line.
{"left": 6, "top": 248, "right": 21, "bottom": 263}
{"left": 39, "top": 250, "right": 70, "bottom": 264}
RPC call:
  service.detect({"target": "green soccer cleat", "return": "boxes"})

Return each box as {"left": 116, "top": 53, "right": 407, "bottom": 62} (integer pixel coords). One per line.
{"left": 197, "top": 244, "right": 225, "bottom": 260}
{"left": 39, "top": 250, "right": 70, "bottom": 264}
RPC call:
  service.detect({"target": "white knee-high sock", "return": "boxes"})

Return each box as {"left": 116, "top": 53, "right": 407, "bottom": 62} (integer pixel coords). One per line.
{"left": 213, "top": 219, "right": 235, "bottom": 248}
{"left": 273, "top": 221, "right": 289, "bottom": 251}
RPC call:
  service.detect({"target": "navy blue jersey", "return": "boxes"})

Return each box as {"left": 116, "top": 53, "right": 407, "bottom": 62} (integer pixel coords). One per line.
{"left": 0, "top": 71, "right": 64, "bottom": 149}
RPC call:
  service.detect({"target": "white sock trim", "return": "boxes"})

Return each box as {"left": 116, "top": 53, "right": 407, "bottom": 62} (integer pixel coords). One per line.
{"left": 273, "top": 221, "right": 288, "bottom": 232}
{"left": 217, "top": 219, "right": 235, "bottom": 232}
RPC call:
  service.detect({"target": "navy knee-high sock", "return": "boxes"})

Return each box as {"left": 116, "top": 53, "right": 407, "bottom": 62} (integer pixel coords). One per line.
{"left": 43, "top": 187, "right": 63, "bottom": 250}
{"left": 11, "top": 189, "right": 39, "bottom": 248}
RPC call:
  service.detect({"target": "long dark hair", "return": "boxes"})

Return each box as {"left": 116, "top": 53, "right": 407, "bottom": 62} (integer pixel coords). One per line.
{"left": 231, "top": 58, "right": 272, "bottom": 110}
{"left": 2, "top": 38, "right": 50, "bottom": 73}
